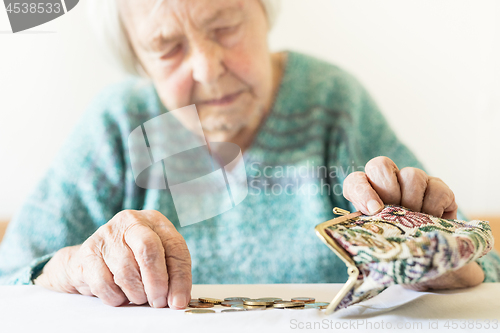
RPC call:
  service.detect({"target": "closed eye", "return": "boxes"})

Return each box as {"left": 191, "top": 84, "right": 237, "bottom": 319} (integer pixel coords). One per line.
{"left": 160, "top": 44, "right": 182, "bottom": 60}
{"left": 216, "top": 24, "right": 240, "bottom": 35}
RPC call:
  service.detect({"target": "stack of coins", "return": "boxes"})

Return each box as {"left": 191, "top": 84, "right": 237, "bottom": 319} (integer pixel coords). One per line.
{"left": 188, "top": 299, "right": 214, "bottom": 308}
{"left": 224, "top": 297, "right": 250, "bottom": 302}
{"left": 185, "top": 296, "right": 327, "bottom": 314}
{"left": 291, "top": 297, "right": 315, "bottom": 303}
{"left": 273, "top": 301, "right": 305, "bottom": 309}
{"left": 198, "top": 297, "right": 223, "bottom": 305}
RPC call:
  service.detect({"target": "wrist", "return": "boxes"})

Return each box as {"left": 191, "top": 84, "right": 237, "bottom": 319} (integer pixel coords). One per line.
{"left": 34, "top": 245, "right": 82, "bottom": 294}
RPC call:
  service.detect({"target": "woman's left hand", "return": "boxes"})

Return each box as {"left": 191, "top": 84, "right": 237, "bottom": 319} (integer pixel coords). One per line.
{"left": 342, "top": 156, "right": 484, "bottom": 290}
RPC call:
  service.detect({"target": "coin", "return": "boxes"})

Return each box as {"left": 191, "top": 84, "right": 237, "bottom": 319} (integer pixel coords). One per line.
{"left": 304, "top": 302, "right": 330, "bottom": 309}
{"left": 243, "top": 299, "right": 274, "bottom": 306}
{"left": 199, "top": 297, "right": 222, "bottom": 304}
{"left": 224, "top": 297, "right": 250, "bottom": 302}
{"left": 291, "top": 297, "right": 315, "bottom": 303}
{"left": 185, "top": 309, "right": 216, "bottom": 314}
{"left": 221, "top": 300, "right": 243, "bottom": 307}
{"left": 274, "top": 301, "right": 305, "bottom": 309}
{"left": 188, "top": 301, "right": 214, "bottom": 308}
{"left": 221, "top": 308, "right": 246, "bottom": 313}
{"left": 231, "top": 304, "right": 267, "bottom": 311}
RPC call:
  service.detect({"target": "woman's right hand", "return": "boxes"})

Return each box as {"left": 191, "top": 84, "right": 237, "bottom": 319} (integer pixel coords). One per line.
{"left": 34, "top": 210, "right": 192, "bottom": 309}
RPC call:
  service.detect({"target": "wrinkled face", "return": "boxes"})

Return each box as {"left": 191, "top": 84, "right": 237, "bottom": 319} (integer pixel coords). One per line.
{"left": 119, "top": 0, "right": 274, "bottom": 142}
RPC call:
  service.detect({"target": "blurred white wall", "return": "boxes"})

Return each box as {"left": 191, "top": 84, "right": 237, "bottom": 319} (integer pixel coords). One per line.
{"left": 0, "top": 0, "right": 499, "bottom": 219}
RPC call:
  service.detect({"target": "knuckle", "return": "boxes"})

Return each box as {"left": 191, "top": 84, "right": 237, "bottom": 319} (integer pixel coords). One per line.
{"left": 343, "top": 171, "right": 366, "bottom": 188}
{"left": 136, "top": 242, "right": 162, "bottom": 265}
{"left": 167, "top": 250, "right": 191, "bottom": 267}
{"left": 350, "top": 171, "right": 367, "bottom": 179}
{"left": 399, "top": 167, "right": 428, "bottom": 188}
{"left": 113, "top": 275, "right": 142, "bottom": 292}
{"left": 90, "top": 280, "right": 116, "bottom": 299}
{"left": 113, "top": 265, "right": 142, "bottom": 288}
{"left": 145, "top": 209, "right": 163, "bottom": 218}
{"left": 431, "top": 176, "right": 443, "bottom": 183}
{"left": 433, "top": 186, "right": 452, "bottom": 203}
{"left": 100, "top": 223, "right": 114, "bottom": 234}
{"left": 80, "top": 239, "right": 101, "bottom": 260}
{"left": 142, "top": 210, "right": 170, "bottom": 227}
{"left": 366, "top": 156, "right": 395, "bottom": 171}
{"left": 400, "top": 167, "right": 419, "bottom": 179}
{"left": 165, "top": 234, "right": 187, "bottom": 248}
{"left": 116, "top": 209, "right": 139, "bottom": 220}
{"left": 112, "top": 210, "right": 142, "bottom": 228}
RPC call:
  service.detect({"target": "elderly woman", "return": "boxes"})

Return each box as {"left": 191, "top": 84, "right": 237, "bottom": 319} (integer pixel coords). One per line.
{"left": 0, "top": 0, "right": 499, "bottom": 310}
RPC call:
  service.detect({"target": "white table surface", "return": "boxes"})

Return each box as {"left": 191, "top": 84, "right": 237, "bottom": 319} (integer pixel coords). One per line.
{"left": 1, "top": 283, "right": 499, "bottom": 333}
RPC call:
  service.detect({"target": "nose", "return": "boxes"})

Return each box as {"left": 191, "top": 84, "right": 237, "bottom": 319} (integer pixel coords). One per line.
{"left": 189, "top": 38, "right": 226, "bottom": 85}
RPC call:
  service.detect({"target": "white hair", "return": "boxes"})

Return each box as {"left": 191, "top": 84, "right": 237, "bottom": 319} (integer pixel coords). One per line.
{"left": 86, "top": 0, "right": 281, "bottom": 77}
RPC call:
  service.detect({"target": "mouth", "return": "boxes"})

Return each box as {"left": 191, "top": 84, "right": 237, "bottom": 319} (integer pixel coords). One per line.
{"left": 201, "top": 90, "right": 243, "bottom": 106}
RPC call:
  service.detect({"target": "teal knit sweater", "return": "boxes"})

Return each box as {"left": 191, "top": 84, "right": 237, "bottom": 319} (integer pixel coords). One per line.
{"left": 1, "top": 50, "right": 499, "bottom": 285}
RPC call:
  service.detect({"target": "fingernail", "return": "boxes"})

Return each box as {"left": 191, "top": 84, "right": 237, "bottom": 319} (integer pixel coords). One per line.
{"left": 172, "top": 294, "right": 188, "bottom": 309}
{"left": 151, "top": 297, "right": 167, "bottom": 308}
{"left": 367, "top": 200, "right": 382, "bottom": 215}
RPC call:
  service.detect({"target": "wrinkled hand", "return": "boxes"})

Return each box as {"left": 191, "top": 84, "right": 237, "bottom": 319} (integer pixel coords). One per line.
{"left": 34, "top": 210, "right": 192, "bottom": 309}
{"left": 343, "top": 156, "right": 484, "bottom": 290}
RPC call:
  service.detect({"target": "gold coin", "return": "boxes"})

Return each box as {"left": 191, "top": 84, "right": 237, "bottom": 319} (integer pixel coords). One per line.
{"left": 243, "top": 299, "right": 274, "bottom": 306}
{"left": 274, "top": 301, "right": 305, "bottom": 309}
{"left": 188, "top": 301, "right": 214, "bottom": 308}
{"left": 185, "top": 309, "right": 216, "bottom": 314}
{"left": 304, "top": 302, "right": 329, "bottom": 309}
{"left": 231, "top": 304, "right": 267, "bottom": 311}
{"left": 199, "top": 297, "right": 222, "bottom": 304}
{"left": 224, "top": 297, "right": 250, "bottom": 301}
{"left": 291, "top": 297, "right": 315, "bottom": 303}
{"left": 221, "top": 308, "right": 246, "bottom": 313}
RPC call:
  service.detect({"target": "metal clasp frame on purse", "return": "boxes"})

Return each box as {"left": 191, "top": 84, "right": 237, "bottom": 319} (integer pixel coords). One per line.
{"left": 314, "top": 207, "right": 363, "bottom": 315}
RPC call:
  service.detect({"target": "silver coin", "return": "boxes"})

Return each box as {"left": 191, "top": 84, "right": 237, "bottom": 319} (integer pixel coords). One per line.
{"left": 221, "top": 308, "right": 246, "bottom": 313}
{"left": 244, "top": 299, "right": 274, "bottom": 306}
{"left": 224, "top": 297, "right": 250, "bottom": 302}
{"left": 304, "top": 302, "right": 330, "bottom": 309}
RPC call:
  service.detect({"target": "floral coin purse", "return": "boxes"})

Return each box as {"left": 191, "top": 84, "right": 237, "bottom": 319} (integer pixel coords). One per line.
{"left": 315, "top": 205, "right": 494, "bottom": 315}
